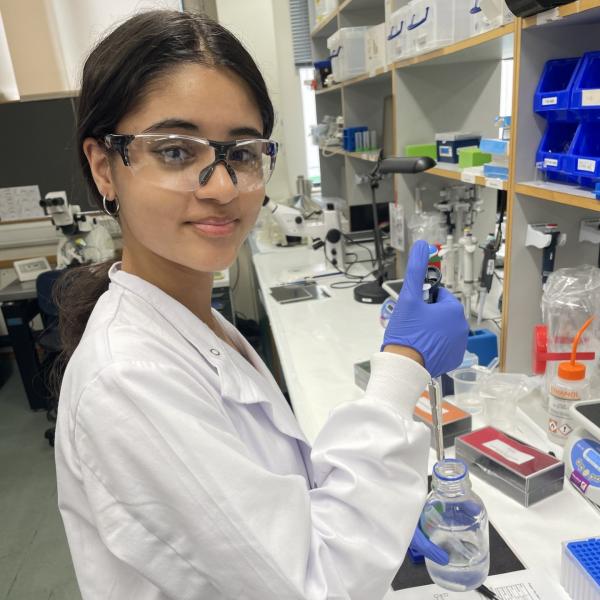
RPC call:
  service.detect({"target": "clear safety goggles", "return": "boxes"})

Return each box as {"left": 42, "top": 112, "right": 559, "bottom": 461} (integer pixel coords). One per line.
{"left": 103, "top": 133, "right": 278, "bottom": 193}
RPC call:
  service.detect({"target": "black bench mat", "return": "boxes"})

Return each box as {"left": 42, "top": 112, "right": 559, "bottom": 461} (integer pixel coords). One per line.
{"left": 392, "top": 521, "right": 525, "bottom": 591}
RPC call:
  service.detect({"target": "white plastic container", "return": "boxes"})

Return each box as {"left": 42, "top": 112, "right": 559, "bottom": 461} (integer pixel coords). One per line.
{"left": 547, "top": 318, "right": 593, "bottom": 446}
{"left": 365, "top": 23, "right": 387, "bottom": 74}
{"left": 327, "top": 27, "right": 368, "bottom": 82}
{"left": 314, "top": 0, "right": 337, "bottom": 24}
{"left": 407, "top": 0, "right": 471, "bottom": 57}
{"left": 386, "top": 5, "right": 412, "bottom": 63}
{"left": 468, "top": 0, "right": 514, "bottom": 37}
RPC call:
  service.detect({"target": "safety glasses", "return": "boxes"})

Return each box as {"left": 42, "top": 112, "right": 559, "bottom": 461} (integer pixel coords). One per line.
{"left": 103, "top": 133, "right": 278, "bottom": 193}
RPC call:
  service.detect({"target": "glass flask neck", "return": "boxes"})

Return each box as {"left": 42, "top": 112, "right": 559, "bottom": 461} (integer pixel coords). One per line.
{"left": 432, "top": 459, "right": 472, "bottom": 497}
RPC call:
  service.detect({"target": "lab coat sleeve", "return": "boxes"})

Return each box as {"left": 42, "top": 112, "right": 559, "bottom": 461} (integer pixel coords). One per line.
{"left": 73, "top": 355, "right": 429, "bottom": 600}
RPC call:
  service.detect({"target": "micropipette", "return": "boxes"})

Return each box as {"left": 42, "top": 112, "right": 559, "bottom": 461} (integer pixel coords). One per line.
{"left": 428, "top": 378, "right": 445, "bottom": 462}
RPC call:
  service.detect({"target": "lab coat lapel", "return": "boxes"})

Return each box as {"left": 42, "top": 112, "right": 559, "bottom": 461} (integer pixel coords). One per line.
{"left": 215, "top": 318, "right": 316, "bottom": 485}
{"left": 109, "top": 264, "right": 314, "bottom": 482}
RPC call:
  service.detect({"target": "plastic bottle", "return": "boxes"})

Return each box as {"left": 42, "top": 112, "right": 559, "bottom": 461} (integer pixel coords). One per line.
{"left": 547, "top": 317, "right": 593, "bottom": 445}
{"left": 419, "top": 459, "right": 489, "bottom": 592}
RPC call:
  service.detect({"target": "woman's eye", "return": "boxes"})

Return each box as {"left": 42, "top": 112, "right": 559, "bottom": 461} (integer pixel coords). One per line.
{"left": 154, "top": 146, "right": 193, "bottom": 163}
{"left": 229, "top": 148, "right": 258, "bottom": 163}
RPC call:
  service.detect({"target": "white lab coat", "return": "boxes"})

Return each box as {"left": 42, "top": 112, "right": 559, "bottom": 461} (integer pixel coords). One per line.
{"left": 55, "top": 262, "right": 431, "bottom": 600}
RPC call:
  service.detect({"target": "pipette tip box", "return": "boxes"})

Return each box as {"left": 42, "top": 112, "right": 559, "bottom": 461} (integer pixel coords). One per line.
{"left": 455, "top": 427, "right": 564, "bottom": 507}
{"left": 561, "top": 537, "right": 600, "bottom": 600}
{"left": 413, "top": 392, "right": 472, "bottom": 449}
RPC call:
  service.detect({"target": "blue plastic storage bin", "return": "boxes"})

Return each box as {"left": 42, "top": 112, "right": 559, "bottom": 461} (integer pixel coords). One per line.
{"left": 536, "top": 121, "right": 578, "bottom": 174}
{"left": 567, "top": 121, "right": 600, "bottom": 179}
{"left": 534, "top": 57, "right": 581, "bottom": 120}
{"left": 466, "top": 329, "right": 498, "bottom": 367}
{"left": 571, "top": 51, "right": 600, "bottom": 118}
{"left": 343, "top": 126, "right": 367, "bottom": 152}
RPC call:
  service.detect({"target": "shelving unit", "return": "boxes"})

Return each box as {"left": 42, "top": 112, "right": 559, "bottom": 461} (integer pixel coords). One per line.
{"left": 427, "top": 164, "right": 508, "bottom": 191}
{"left": 311, "top": 0, "right": 600, "bottom": 374}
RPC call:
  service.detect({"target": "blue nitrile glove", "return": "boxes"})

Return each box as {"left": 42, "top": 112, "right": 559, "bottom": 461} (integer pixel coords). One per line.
{"left": 382, "top": 240, "right": 469, "bottom": 377}
{"left": 413, "top": 499, "right": 485, "bottom": 565}
{"left": 408, "top": 526, "right": 449, "bottom": 565}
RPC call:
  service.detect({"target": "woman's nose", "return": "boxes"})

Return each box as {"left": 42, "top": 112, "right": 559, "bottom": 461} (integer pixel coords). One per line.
{"left": 195, "top": 161, "right": 238, "bottom": 203}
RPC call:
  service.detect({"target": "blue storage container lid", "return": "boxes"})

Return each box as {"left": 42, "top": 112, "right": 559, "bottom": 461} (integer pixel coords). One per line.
{"left": 480, "top": 138, "right": 510, "bottom": 155}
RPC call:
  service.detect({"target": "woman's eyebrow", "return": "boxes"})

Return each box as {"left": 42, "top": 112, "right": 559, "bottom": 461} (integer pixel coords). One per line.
{"left": 141, "top": 119, "right": 263, "bottom": 138}
{"left": 229, "top": 126, "right": 263, "bottom": 138}
{"left": 142, "top": 118, "right": 198, "bottom": 133}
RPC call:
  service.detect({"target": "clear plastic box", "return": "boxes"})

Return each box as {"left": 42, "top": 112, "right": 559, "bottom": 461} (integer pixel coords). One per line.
{"left": 327, "top": 27, "right": 368, "bottom": 82}
{"left": 386, "top": 5, "right": 412, "bottom": 63}
{"left": 468, "top": 0, "right": 514, "bottom": 38}
{"left": 407, "top": 0, "right": 471, "bottom": 57}
{"left": 365, "top": 23, "right": 387, "bottom": 74}
{"left": 314, "top": 0, "right": 337, "bottom": 24}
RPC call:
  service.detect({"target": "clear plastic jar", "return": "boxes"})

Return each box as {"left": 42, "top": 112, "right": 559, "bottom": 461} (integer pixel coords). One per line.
{"left": 419, "top": 459, "right": 490, "bottom": 591}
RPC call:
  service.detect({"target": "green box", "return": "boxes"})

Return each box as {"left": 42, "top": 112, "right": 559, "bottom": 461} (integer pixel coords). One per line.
{"left": 405, "top": 143, "right": 437, "bottom": 161}
{"left": 458, "top": 146, "right": 492, "bottom": 168}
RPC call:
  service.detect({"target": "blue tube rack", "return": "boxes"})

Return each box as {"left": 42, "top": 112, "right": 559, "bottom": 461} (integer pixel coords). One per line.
{"left": 561, "top": 537, "right": 600, "bottom": 600}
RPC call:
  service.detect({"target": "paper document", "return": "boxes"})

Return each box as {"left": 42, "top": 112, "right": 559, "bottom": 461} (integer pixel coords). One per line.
{"left": 383, "top": 569, "right": 570, "bottom": 600}
{"left": 0, "top": 185, "right": 44, "bottom": 221}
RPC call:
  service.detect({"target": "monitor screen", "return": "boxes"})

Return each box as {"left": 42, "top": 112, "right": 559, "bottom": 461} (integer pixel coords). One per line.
{"left": 349, "top": 202, "right": 390, "bottom": 232}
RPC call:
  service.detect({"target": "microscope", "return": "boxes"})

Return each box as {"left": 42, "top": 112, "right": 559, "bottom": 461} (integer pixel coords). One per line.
{"left": 40, "top": 191, "right": 116, "bottom": 268}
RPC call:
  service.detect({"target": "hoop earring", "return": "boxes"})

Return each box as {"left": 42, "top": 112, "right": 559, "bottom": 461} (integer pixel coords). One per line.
{"left": 102, "top": 195, "right": 120, "bottom": 217}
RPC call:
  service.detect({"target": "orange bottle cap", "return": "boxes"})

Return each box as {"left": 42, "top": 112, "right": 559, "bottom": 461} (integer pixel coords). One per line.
{"left": 557, "top": 361, "right": 586, "bottom": 381}
{"left": 557, "top": 317, "right": 594, "bottom": 382}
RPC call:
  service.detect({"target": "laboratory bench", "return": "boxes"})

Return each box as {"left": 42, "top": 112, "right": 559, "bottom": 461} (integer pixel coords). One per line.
{"left": 0, "top": 265, "right": 234, "bottom": 408}
{"left": 248, "top": 229, "right": 600, "bottom": 595}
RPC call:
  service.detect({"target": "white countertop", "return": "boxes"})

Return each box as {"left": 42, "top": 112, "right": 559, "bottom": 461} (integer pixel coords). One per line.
{"left": 249, "top": 229, "right": 600, "bottom": 590}
{"left": 251, "top": 233, "right": 381, "bottom": 443}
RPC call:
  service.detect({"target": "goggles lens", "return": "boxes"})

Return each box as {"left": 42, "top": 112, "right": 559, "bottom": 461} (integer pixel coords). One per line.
{"left": 107, "top": 134, "right": 278, "bottom": 193}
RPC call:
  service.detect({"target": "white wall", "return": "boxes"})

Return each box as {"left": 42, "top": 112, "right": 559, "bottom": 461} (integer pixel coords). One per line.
{"left": 0, "top": 11, "right": 19, "bottom": 101}
{"left": 216, "top": 0, "right": 308, "bottom": 201}
{"left": 47, "top": 0, "right": 181, "bottom": 90}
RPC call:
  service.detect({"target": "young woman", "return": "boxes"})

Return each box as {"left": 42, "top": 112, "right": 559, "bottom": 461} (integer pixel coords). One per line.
{"left": 54, "top": 10, "right": 468, "bottom": 600}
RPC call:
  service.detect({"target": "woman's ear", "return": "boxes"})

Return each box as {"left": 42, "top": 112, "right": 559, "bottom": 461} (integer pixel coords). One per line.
{"left": 82, "top": 138, "right": 116, "bottom": 198}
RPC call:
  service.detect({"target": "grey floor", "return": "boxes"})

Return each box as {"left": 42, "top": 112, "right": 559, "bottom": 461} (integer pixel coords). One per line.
{"left": 0, "top": 359, "right": 81, "bottom": 600}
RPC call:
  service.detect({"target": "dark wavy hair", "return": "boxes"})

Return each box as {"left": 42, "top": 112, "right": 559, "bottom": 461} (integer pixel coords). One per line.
{"left": 51, "top": 10, "right": 274, "bottom": 393}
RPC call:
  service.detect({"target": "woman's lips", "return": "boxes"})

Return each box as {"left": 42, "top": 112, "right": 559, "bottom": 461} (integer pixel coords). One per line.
{"left": 188, "top": 220, "right": 239, "bottom": 237}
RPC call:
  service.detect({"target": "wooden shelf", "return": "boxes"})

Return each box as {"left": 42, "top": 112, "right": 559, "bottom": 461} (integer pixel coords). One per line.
{"left": 515, "top": 181, "right": 600, "bottom": 211}
{"left": 427, "top": 164, "right": 508, "bottom": 190}
{"left": 315, "top": 26, "right": 512, "bottom": 95}
{"left": 523, "top": 0, "right": 600, "bottom": 29}
{"left": 315, "top": 83, "right": 342, "bottom": 95}
{"left": 315, "top": 66, "right": 390, "bottom": 94}
{"left": 338, "top": 0, "right": 377, "bottom": 11}
{"left": 393, "top": 23, "right": 515, "bottom": 70}
{"left": 319, "top": 146, "right": 380, "bottom": 162}
{"left": 310, "top": 9, "right": 338, "bottom": 38}
{"left": 343, "top": 66, "right": 391, "bottom": 87}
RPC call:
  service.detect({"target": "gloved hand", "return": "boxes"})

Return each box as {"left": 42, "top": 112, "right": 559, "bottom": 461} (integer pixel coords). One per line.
{"left": 382, "top": 240, "right": 469, "bottom": 377}
{"left": 408, "top": 526, "right": 449, "bottom": 565}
